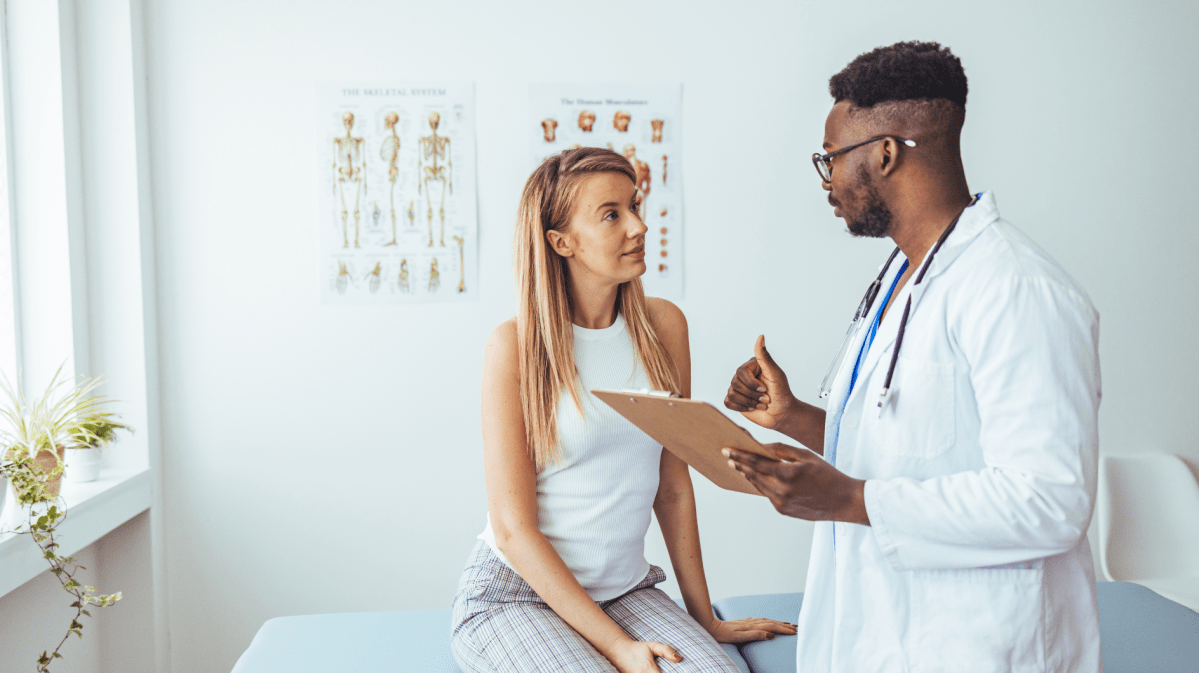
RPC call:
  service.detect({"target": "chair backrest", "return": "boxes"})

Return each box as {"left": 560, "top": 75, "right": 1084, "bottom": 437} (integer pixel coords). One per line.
{"left": 1098, "top": 453, "right": 1199, "bottom": 582}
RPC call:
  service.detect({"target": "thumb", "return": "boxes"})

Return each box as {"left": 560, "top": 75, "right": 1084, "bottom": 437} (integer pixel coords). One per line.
{"left": 648, "top": 641, "right": 683, "bottom": 663}
{"left": 754, "top": 335, "right": 780, "bottom": 375}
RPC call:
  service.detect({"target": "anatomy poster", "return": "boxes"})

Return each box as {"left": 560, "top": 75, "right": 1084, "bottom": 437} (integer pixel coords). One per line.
{"left": 317, "top": 82, "right": 477, "bottom": 304}
{"left": 530, "top": 84, "right": 683, "bottom": 301}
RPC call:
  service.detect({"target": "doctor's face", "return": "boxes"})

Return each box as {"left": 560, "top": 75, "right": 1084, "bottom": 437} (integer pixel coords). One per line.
{"left": 822, "top": 101, "right": 894, "bottom": 238}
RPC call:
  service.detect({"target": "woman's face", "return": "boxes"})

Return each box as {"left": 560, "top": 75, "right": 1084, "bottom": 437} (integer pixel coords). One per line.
{"left": 548, "top": 172, "right": 647, "bottom": 286}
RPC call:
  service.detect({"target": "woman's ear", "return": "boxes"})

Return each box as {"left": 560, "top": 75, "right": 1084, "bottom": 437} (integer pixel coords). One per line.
{"left": 546, "top": 229, "right": 574, "bottom": 258}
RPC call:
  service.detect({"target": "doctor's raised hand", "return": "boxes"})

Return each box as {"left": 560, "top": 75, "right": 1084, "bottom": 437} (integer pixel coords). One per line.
{"left": 724, "top": 335, "right": 827, "bottom": 457}
{"left": 723, "top": 335, "right": 795, "bottom": 431}
{"left": 722, "top": 336, "right": 869, "bottom": 525}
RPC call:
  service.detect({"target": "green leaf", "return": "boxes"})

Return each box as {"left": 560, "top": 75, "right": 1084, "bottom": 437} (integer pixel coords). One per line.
{"left": 80, "top": 609, "right": 90, "bottom": 617}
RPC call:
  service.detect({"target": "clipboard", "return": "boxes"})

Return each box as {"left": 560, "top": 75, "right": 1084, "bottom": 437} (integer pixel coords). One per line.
{"left": 591, "top": 389, "right": 777, "bottom": 495}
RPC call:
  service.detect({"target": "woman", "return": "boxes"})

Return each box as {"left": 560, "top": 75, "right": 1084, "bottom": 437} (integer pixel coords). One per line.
{"left": 450, "top": 148, "right": 794, "bottom": 673}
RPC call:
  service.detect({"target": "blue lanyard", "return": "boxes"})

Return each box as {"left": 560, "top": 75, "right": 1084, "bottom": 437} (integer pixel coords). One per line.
{"left": 828, "top": 259, "right": 908, "bottom": 469}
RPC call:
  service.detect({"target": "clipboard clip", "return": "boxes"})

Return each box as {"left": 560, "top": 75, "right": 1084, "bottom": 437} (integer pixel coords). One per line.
{"left": 621, "top": 388, "right": 682, "bottom": 399}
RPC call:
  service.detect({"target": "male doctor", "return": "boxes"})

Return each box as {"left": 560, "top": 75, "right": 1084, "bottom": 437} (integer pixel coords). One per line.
{"left": 722, "top": 42, "right": 1102, "bottom": 672}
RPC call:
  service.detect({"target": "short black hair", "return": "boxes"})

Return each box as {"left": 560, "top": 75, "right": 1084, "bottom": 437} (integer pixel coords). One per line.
{"left": 829, "top": 41, "right": 967, "bottom": 110}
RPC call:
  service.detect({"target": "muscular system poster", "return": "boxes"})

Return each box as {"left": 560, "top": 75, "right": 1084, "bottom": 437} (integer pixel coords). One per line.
{"left": 317, "top": 82, "right": 477, "bottom": 304}
{"left": 530, "top": 84, "right": 683, "bottom": 301}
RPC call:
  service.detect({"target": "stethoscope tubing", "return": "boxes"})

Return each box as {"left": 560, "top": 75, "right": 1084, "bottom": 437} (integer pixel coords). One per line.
{"left": 839, "top": 196, "right": 978, "bottom": 415}
{"left": 877, "top": 206, "right": 965, "bottom": 410}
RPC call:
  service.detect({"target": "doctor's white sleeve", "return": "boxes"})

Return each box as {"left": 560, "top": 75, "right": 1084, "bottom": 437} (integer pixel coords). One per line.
{"left": 864, "top": 275, "right": 1101, "bottom": 572}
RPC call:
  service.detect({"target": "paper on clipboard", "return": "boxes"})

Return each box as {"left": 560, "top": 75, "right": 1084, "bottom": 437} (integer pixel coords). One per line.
{"left": 591, "top": 389, "right": 776, "bottom": 495}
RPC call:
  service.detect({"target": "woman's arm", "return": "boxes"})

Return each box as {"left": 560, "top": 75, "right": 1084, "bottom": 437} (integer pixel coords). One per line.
{"left": 482, "top": 320, "right": 680, "bottom": 673}
{"left": 648, "top": 302, "right": 798, "bottom": 643}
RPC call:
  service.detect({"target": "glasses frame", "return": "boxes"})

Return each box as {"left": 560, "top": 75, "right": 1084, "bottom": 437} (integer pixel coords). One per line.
{"left": 812, "top": 135, "right": 916, "bottom": 183}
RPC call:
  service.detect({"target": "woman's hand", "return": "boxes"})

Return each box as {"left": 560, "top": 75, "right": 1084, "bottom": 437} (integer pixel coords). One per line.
{"left": 605, "top": 638, "right": 683, "bottom": 673}
{"left": 724, "top": 335, "right": 796, "bottom": 430}
{"left": 706, "top": 617, "right": 797, "bottom": 644}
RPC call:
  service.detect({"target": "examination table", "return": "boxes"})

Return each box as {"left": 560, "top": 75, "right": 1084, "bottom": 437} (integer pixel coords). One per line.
{"left": 230, "top": 582, "right": 1199, "bottom": 672}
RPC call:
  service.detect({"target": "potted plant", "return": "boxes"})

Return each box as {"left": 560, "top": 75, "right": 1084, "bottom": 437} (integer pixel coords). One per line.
{"left": 0, "top": 365, "right": 124, "bottom": 494}
{"left": 63, "top": 413, "right": 131, "bottom": 483}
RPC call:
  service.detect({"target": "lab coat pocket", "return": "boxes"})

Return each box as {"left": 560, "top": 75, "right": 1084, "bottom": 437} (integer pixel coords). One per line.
{"left": 909, "top": 564, "right": 1046, "bottom": 673}
{"left": 881, "top": 355, "right": 955, "bottom": 459}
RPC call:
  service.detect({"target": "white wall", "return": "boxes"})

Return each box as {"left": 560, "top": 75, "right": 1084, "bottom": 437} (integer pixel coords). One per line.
{"left": 140, "top": 1, "right": 1199, "bottom": 671}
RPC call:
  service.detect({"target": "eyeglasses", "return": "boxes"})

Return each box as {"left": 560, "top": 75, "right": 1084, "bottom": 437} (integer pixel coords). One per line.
{"left": 811, "top": 136, "right": 916, "bottom": 183}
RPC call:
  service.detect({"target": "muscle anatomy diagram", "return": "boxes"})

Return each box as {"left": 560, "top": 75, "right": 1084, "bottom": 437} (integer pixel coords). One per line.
{"left": 319, "top": 82, "right": 477, "bottom": 304}
{"left": 529, "top": 84, "right": 683, "bottom": 300}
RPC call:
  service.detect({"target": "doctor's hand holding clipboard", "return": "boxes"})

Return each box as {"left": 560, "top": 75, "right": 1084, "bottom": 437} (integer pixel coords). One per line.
{"left": 722, "top": 335, "right": 870, "bottom": 526}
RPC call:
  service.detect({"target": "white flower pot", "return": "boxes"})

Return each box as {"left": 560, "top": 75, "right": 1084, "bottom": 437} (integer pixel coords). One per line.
{"left": 65, "top": 448, "right": 102, "bottom": 483}
{"left": 0, "top": 479, "right": 26, "bottom": 530}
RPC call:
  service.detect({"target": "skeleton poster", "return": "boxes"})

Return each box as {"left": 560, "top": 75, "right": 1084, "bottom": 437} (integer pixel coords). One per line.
{"left": 317, "top": 82, "right": 477, "bottom": 304}
{"left": 529, "top": 84, "right": 684, "bottom": 301}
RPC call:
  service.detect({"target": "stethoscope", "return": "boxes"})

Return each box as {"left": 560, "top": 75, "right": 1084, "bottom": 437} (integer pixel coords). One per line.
{"left": 818, "top": 195, "right": 980, "bottom": 415}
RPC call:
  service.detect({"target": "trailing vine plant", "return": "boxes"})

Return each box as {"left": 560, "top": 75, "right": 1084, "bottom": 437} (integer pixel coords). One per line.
{"left": 2, "top": 454, "right": 122, "bottom": 671}
{"left": 0, "top": 366, "right": 123, "bottom": 672}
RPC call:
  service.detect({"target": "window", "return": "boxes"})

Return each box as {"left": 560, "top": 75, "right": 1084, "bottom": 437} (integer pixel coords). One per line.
{"left": 0, "top": 11, "right": 17, "bottom": 384}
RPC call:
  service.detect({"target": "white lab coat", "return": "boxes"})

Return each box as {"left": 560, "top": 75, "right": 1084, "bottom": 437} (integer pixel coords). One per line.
{"left": 797, "top": 192, "right": 1102, "bottom": 672}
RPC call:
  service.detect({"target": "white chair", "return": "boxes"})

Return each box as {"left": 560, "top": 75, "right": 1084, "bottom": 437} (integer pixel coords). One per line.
{"left": 1098, "top": 453, "right": 1199, "bottom": 613}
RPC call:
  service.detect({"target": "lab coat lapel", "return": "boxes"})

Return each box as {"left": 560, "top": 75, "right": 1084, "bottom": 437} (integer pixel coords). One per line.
{"left": 828, "top": 306, "right": 875, "bottom": 415}
{"left": 865, "top": 281, "right": 930, "bottom": 374}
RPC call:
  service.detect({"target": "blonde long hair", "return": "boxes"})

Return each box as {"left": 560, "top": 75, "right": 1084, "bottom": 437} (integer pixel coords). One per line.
{"left": 514, "top": 148, "right": 680, "bottom": 469}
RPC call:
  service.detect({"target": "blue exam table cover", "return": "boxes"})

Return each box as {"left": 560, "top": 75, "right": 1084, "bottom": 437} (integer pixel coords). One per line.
{"left": 231, "top": 600, "right": 749, "bottom": 673}
{"left": 231, "top": 582, "right": 1198, "bottom": 673}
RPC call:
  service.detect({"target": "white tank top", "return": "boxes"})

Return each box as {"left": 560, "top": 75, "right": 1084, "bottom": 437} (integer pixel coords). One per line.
{"left": 478, "top": 313, "right": 664, "bottom": 601}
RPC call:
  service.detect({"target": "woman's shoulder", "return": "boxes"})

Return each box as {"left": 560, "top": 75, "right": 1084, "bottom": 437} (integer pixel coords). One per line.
{"left": 644, "top": 297, "right": 687, "bottom": 335}
{"left": 485, "top": 318, "right": 519, "bottom": 364}
{"left": 489, "top": 317, "right": 518, "bottom": 339}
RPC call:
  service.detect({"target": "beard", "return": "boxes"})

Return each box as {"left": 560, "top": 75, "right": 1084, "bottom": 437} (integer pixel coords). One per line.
{"left": 845, "top": 165, "right": 893, "bottom": 238}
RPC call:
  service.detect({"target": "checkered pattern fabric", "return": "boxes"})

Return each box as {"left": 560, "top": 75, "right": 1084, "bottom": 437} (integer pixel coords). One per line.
{"left": 451, "top": 542, "right": 742, "bottom": 672}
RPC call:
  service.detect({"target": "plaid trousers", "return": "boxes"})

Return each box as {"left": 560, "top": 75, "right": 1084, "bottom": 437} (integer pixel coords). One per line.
{"left": 450, "top": 541, "right": 741, "bottom": 673}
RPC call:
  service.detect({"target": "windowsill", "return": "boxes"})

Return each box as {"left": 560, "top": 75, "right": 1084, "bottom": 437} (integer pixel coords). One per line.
{"left": 0, "top": 465, "right": 151, "bottom": 599}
